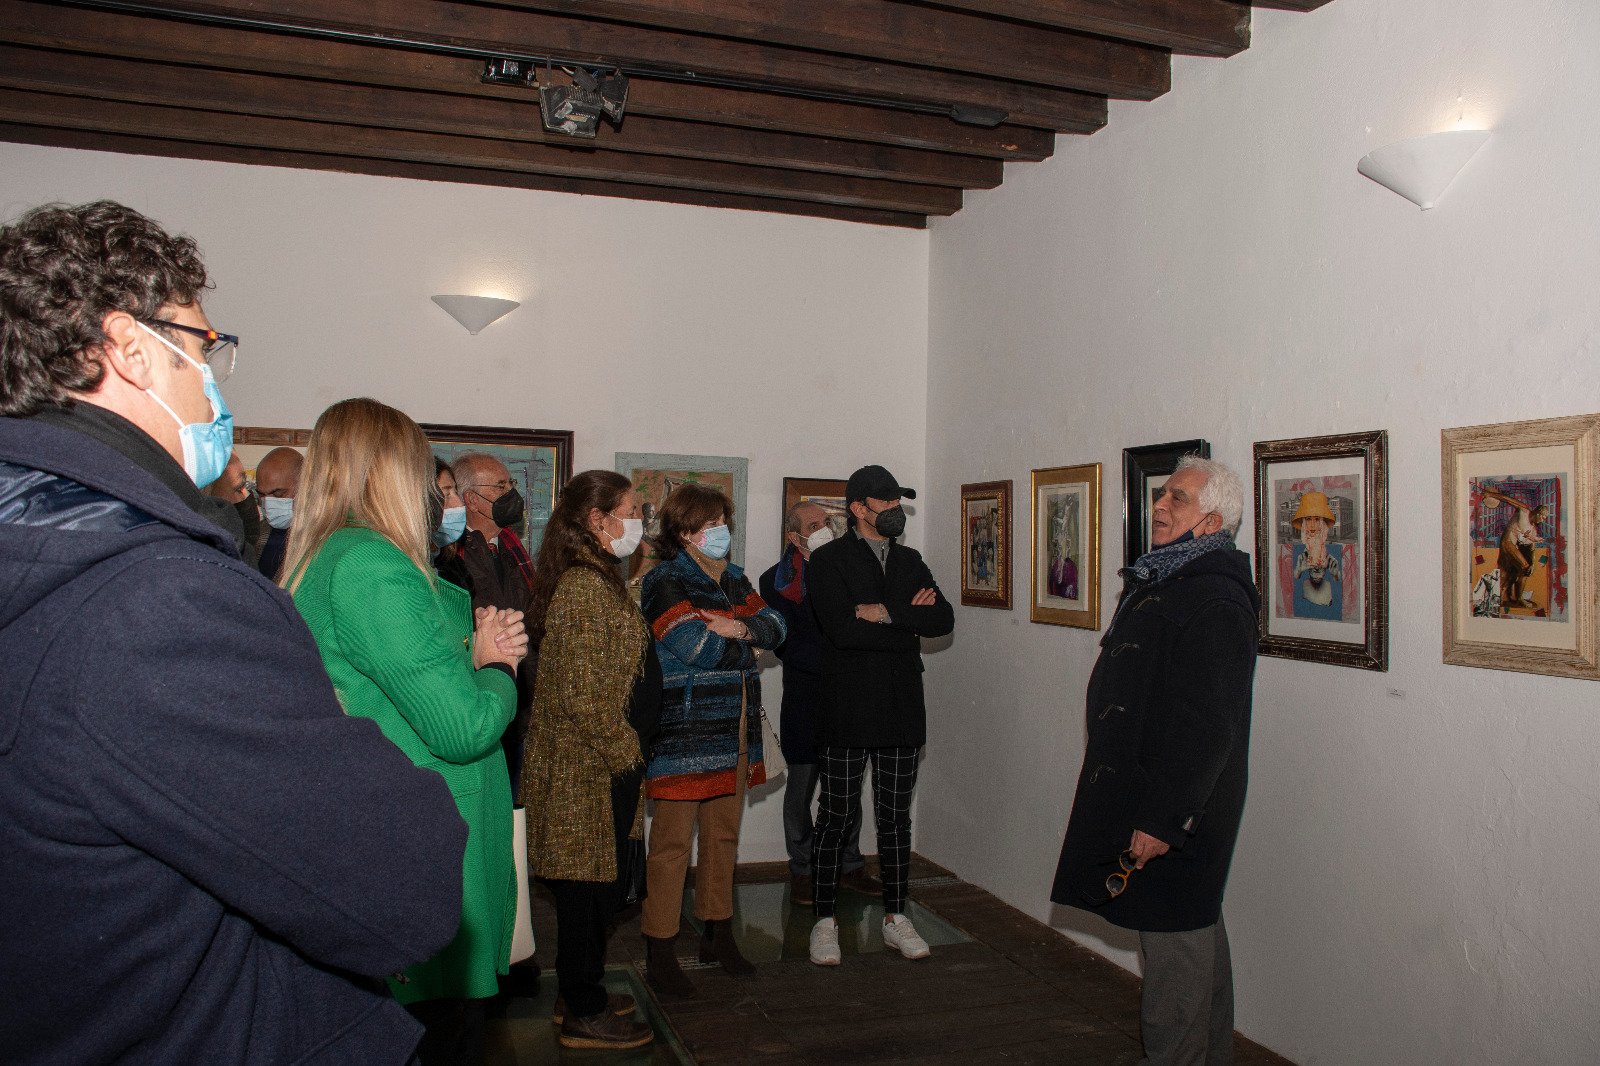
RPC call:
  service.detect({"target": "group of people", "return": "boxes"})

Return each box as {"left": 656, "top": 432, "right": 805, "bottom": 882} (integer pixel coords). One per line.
{"left": 1, "top": 199, "right": 1260, "bottom": 1066}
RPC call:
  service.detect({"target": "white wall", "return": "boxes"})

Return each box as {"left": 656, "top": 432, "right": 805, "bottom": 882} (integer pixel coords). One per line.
{"left": 923, "top": 1, "right": 1600, "bottom": 1063}
{"left": 1, "top": 141, "right": 930, "bottom": 862}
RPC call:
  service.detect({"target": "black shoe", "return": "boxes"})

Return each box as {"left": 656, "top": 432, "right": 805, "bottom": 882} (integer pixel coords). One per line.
{"left": 699, "top": 918, "right": 755, "bottom": 976}
{"left": 790, "top": 873, "right": 814, "bottom": 906}
{"left": 558, "top": 1008, "right": 653, "bottom": 1050}
{"left": 551, "top": 992, "right": 636, "bottom": 1025}
{"left": 644, "top": 933, "right": 698, "bottom": 998}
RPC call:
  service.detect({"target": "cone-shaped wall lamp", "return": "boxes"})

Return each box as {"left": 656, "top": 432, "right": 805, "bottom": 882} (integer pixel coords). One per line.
{"left": 431, "top": 295, "right": 520, "bottom": 335}
{"left": 1357, "top": 129, "right": 1491, "bottom": 211}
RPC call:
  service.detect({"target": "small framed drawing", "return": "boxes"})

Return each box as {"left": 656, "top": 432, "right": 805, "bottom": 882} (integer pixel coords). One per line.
{"left": 960, "top": 480, "right": 1012, "bottom": 609}
{"left": 1442, "top": 413, "right": 1600, "bottom": 680}
{"left": 1253, "top": 429, "right": 1388, "bottom": 671}
{"left": 616, "top": 452, "right": 749, "bottom": 585}
{"left": 1030, "top": 464, "right": 1101, "bottom": 628}
{"left": 1123, "top": 439, "right": 1210, "bottom": 567}
{"left": 781, "top": 477, "right": 849, "bottom": 555}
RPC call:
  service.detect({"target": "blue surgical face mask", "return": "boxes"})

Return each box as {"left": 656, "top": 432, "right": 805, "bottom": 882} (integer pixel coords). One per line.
{"left": 261, "top": 495, "right": 295, "bottom": 530}
{"left": 433, "top": 505, "right": 468, "bottom": 547}
{"left": 138, "top": 322, "right": 234, "bottom": 489}
{"left": 697, "top": 523, "right": 732, "bottom": 560}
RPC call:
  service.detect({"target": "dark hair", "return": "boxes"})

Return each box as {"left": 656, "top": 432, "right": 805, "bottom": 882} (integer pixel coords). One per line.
{"left": 653, "top": 483, "right": 733, "bottom": 561}
{"left": 526, "top": 469, "right": 634, "bottom": 646}
{"left": 0, "top": 201, "right": 210, "bottom": 416}
{"left": 434, "top": 456, "right": 452, "bottom": 481}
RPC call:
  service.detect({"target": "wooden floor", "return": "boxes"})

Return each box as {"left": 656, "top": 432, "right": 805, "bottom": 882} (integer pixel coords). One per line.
{"left": 528, "top": 855, "right": 1293, "bottom": 1065}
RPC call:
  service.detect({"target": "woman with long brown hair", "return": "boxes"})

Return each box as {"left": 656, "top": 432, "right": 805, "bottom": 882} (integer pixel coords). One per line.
{"left": 520, "top": 469, "right": 658, "bottom": 1051}
{"left": 281, "top": 398, "right": 527, "bottom": 1065}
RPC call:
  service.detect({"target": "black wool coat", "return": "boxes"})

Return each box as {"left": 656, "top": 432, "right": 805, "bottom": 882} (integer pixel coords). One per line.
{"left": 1051, "top": 546, "right": 1259, "bottom": 933}
{"left": 805, "top": 531, "right": 955, "bottom": 748}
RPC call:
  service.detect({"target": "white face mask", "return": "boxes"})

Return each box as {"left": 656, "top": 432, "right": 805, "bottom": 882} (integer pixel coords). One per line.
{"left": 261, "top": 495, "right": 294, "bottom": 530}
{"left": 609, "top": 517, "right": 645, "bottom": 558}
{"left": 805, "top": 526, "right": 835, "bottom": 553}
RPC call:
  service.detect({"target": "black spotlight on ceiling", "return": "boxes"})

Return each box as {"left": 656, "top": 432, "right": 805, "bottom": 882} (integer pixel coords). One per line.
{"left": 537, "top": 65, "right": 629, "bottom": 139}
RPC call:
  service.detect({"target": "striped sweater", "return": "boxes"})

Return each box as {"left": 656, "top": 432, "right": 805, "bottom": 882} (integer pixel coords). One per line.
{"left": 641, "top": 550, "right": 786, "bottom": 800}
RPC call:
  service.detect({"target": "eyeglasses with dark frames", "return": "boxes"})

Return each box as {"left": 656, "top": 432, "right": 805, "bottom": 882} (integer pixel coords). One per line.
{"left": 148, "top": 319, "right": 239, "bottom": 383}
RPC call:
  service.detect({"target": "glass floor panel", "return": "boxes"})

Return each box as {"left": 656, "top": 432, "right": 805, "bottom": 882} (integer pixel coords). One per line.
{"left": 484, "top": 965, "right": 691, "bottom": 1065}
{"left": 682, "top": 880, "right": 970, "bottom": 964}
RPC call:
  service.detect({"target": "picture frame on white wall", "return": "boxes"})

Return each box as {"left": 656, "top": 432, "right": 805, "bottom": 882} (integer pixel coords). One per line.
{"left": 616, "top": 451, "right": 749, "bottom": 586}
{"left": 1030, "top": 463, "right": 1101, "bottom": 629}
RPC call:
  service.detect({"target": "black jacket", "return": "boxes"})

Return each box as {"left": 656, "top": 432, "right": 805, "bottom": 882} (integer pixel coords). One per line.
{"left": 0, "top": 415, "right": 468, "bottom": 1064}
{"left": 1051, "top": 546, "right": 1259, "bottom": 932}
{"left": 760, "top": 549, "right": 826, "bottom": 762}
{"left": 804, "top": 530, "right": 954, "bottom": 748}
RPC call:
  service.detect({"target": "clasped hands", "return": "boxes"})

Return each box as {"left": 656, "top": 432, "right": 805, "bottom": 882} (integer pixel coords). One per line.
{"left": 473, "top": 606, "right": 528, "bottom": 670}
{"left": 854, "top": 587, "right": 937, "bottom": 623}
{"left": 697, "top": 610, "right": 751, "bottom": 641}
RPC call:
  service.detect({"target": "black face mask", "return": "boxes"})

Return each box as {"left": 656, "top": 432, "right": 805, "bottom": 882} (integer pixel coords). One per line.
{"left": 490, "top": 486, "right": 524, "bottom": 530}
{"left": 870, "top": 504, "right": 907, "bottom": 539}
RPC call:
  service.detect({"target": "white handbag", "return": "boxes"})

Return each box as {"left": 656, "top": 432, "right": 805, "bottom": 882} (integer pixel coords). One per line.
{"left": 509, "top": 807, "right": 536, "bottom": 964}
{"left": 759, "top": 706, "right": 786, "bottom": 777}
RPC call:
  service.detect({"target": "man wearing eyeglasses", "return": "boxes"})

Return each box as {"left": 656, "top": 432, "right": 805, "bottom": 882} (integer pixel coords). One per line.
{"left": 1051, "top": 456, "right": 1260, "bottom": 1066}
{"left": 0, "top": 201, "right": 469, "bottom": 1064}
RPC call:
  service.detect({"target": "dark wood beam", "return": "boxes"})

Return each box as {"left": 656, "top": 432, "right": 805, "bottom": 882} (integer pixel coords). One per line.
{"left": 2, "top": 2, "right": 1083, "bottom": 150}
{"left": 0, "top": 121, "right": 926, "bottom": 227}
{"left": 919, "top": 0, "right": 1250, "bottom": 58}
{"left": 50, "top": 0, "right": 1114, "bottom": 127}
{"left": 0, "top": 89, "right": 962, "bottom": 215}
{"left": 490, "top": 0, "right": 1172, "bottom": 96}
{"left": 0, "top": 44, "right": 1003, "bottom": 188}
{"left": 1252, "top": 0, "right": 1333, "bottom": 8}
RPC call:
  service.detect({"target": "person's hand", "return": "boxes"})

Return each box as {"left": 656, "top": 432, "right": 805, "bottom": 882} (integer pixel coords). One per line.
{"left": 911, "top": 587, "right": 937, "bottom": 607}
{"left": 855, "top": 603, "right": 889, "bottom": 622}
{"left": 473, "top": 607, "right": 527, "bottom": 670}
{"left": 700, "top": 611, "right": 747, "bottom": 640}
{"left": 1127, "top": 829, "right": 1170, "bottom": 869}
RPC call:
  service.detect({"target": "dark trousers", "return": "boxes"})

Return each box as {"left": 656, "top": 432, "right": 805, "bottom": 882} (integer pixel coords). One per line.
{"left": 539, "top": 770, "right": 640, "bottom": 1020}
{"left": 405, "top": 996, "right": 485, "bottom": 1066}
{"left": 783, "top": 760, "right": 864, "bottom": 877}
{"left": 812, "top": 746, "right": 919, "bottom": 919}
{"left": 1138, "top": 918, "right": 1234, "bottom": 1066}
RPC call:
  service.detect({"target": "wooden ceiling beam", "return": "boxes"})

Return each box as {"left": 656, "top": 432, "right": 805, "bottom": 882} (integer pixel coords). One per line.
{"left": 1, "top": 2, "right": 1084, "bottom": 149}
{"left": 0, "top": 89, "right": 962, "bottom": 215}
{"left": 919, "top": 0, "right": 1250, "bottom": 58}
{"left": 1252, "top": 0, "right": 1333, "bottom": 9}
{"left": 0, "top": 45, "right": 1002, "bottom": 189}
{"left": 50, "top": 0, "right": 1110, "bottom": 128}
{"left": 490, "top": 0, "right": 1172, "bottom": 97}
{"left": 0, "top": 121, "right": 926, "bottom": 227}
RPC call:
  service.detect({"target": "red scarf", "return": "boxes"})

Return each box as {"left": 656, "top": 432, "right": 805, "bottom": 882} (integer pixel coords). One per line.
{"left": 498, "top": 526, "right": 535, "bottom": 590}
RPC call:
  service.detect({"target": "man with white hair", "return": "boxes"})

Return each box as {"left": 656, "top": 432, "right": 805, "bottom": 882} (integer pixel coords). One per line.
{"left": 1051, "top": 455, "right": 1259, "bottom": 1066}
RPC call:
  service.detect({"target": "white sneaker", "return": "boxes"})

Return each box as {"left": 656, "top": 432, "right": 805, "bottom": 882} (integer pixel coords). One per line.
{"left": 809, "top": 917, "right": 841, "bottom": 966}
{"left": 882, "top": 914, "right": 931, "bottom": 960}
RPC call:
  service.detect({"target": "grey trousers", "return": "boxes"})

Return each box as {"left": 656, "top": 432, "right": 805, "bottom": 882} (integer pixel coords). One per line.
{"left": 782, "top": 761, "right": 863, "bottom": 876}
{"left": 1137, "top": 917, "right": 1234, "bottom": 1066}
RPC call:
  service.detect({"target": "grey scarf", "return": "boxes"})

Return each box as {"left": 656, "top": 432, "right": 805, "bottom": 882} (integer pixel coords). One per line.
{"left": 1112, "top": 531, "right": 1236, "bottom": 628}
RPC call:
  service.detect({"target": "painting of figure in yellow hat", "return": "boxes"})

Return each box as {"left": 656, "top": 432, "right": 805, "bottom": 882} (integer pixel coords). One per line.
{"left": 1272, "top": 477, "right": 1360, "bottom": 623}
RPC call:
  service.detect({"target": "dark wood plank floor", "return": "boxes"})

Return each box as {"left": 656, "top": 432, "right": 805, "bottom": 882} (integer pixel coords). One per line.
{"left": 528, "top": 855, "right": 1293, "bottom": 1065}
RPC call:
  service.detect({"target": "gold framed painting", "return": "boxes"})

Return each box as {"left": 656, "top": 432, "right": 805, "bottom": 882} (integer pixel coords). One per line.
{"left": 1442, "top": 413, "right": 1600, "bottom": 680}
{"left": 959, "top": 479, "right": 1012, "bottom": 609}
{"left": 1030, "top": 463, "right": 1101, "bottom": 628}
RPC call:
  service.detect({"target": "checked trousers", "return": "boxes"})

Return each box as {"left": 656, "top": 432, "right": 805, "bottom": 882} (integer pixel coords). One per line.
{"left": 811, "top": 745, "right": 920, "bottom": 919}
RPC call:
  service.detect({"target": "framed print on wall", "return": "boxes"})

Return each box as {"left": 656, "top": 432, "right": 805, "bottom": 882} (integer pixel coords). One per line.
{"left": 616, "top": 452, "right": 749, "bottom": 585}
{"left": 781, "top": 477, "right": 849, "bottom": 554}
{"left": 1030, "top": 464, "right": 1101, "bottom": 628}
{"left": 1253, "top": 429, "right": 1389, "bottom": 671}
{"left": 1123, "top": 439, "right": 1210, "bottom": 567}
{"left": 959, "top": 479, "right": 1012, "bottom": 609}
{"left": 1442, "top": 413, "right": 1600, "bottom": 680}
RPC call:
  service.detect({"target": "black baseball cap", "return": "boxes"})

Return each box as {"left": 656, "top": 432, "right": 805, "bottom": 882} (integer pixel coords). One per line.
{"left": 846, "top": 465, "right": 916, "bottom": 504}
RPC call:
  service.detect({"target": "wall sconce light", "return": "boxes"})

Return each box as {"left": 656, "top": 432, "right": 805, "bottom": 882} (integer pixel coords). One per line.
{"left": 1357, "top": 129, "right": 1491, "bottom": 210}
{"left": 430, "top": 295, "right": 520, "bottom": 335}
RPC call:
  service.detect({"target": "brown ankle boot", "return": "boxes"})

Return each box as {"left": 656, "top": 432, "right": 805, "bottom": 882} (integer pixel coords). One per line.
{"left": 698, "top": 919, "right": 755, "bottom": 976}
{"left": 643, "top": 933, "right": 697, "bottom": 998}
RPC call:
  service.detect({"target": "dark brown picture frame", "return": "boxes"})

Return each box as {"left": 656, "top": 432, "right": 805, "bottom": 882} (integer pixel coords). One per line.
{"left": 1123, "top": 439, "right": 1210, "bottom": 567}
{"left": 1253, "top": 429, "right": 1389, "bottom": 671}
{"left": 959, "top": 479, "right": 1012, "bottom": 609}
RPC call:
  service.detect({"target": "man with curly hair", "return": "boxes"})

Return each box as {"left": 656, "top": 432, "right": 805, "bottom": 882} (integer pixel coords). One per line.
{"left": 0, "top": 201, "right": 471, "bottom": 1064}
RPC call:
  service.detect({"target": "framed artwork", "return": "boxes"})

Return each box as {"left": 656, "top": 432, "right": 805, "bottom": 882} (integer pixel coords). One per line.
{"left": 1123, "top": 439, "right": 1210, "bottom": 568}
{"left": 960, "top": 480, "right": 1012, "bottom": 609}
{"left": 616, "top": 452, "right": 749, "bottom": 584}
{"left": 781, "top": 477, "right": 849, "bottom": 554}
{"left": 1442, "top": 414, "right": 1600, "bottom": 680}
{"left": 235, "top": 424, "right": 574, "bottom": 556}
{"left": 1030, "top": 464, "right": 1101, "bottom": 628}
{"left": 1253, "top": 429, "right": 1388, "bottom": 671}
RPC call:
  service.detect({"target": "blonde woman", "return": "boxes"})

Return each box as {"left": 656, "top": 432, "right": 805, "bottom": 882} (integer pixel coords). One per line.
{"left": 281, "top": 398, "right": 527, "bottom": 1066}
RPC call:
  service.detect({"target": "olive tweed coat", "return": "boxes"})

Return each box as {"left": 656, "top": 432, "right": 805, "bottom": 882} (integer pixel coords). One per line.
{"left": 520, "top": 561, "right": 648, "bottom": 882}
{"left": 292, "top": 526, "right": 519, "bottom": 1002}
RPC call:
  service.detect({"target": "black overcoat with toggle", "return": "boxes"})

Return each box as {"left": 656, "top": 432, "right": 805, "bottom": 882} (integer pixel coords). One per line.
{"left": 1051, "top": 546, "right": 1259, "bottom": 932}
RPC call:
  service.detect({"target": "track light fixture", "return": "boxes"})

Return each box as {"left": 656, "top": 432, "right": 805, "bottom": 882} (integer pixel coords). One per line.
{"left": 482, "top": 59, "right": 628, "bottom": 139}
